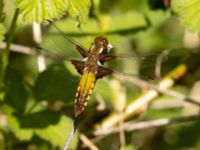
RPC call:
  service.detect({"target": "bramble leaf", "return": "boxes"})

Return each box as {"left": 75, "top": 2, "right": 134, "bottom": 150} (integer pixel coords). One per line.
{"left": 8, "top": 110, "right": 78, "bottom": 149}
{"left": 172, "top": 0, "right": 200, "bottom": 34}
{"left": 34, "top": 63, "right": 77, "bottom": 102}
{"left": 8, "top": 114, "right": 34, "bottom": 141}
{"left": 35, "top": 116, "right": 78, "bottom": 149}
{"left": 16, "top": 0, "right": 69, "bottom": 24}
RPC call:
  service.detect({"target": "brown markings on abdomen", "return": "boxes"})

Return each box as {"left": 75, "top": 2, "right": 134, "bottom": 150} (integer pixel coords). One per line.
{"left": 74, "top": 71, "right": 96, "bottom": 118}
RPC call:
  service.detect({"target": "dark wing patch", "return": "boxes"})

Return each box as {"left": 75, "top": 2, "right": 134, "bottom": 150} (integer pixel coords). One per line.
{"left": 98, "top": 54, "right": 116, "bottom": 64}
{"left": 76, "top": 45, "right": 88, "bottom": 58}
{"left": 96, "top": 66, "right": 112, "bottom": 79}
{"left": 71, "top": 60, "right": 85, "bottom": 75}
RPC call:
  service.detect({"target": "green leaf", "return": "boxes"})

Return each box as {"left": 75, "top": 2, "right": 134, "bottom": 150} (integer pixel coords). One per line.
{"left": 7, "top": 110, "right": 78, "bottom": 149}
{"left": 0, "top": 0, "right": 5, "bottom": 22}
{"left": 0, "top": 23, "right": 5, "bottom": 41}
{"left": 8, "top": 113, "right": 34, "bottom": 141}
{"left": 172, "top": 0, "right": 200, "bottom": 34}
{"left": 15, "top": 110, "right": 61, "bottom": 128}
{"left": 35, "top": 116, "right": 78, "bottom": 149}
{"left": 16, "top": 0, "right": 69, "bottom": 24}
{"left": 4, "top": 68, "right": 28, "bottom": 113}
{"left": 34, "top": 63, "right": 78, "bottom": 102}
{"left": 68, "top": 0, "right": 91, "bottom": 25}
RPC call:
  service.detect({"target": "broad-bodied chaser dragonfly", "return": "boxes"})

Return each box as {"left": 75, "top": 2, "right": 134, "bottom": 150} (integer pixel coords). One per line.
{"left": 36, "top": 21, "right": 166, "bottom": 120}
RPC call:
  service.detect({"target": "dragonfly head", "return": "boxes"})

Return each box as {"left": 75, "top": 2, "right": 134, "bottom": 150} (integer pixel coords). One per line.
{"left": 91, "top": 36, "right": 113, "bottom": 54}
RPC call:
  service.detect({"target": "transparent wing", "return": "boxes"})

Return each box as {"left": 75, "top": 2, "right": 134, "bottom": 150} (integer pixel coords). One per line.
{"left": 37, "top": 46, "right": 166, "bottom": 81}
{"left": 36, "top": 20, "right": 168, "bottom": 96}
{"left": 40, "top": 20, "right": 93, "bottom": 61}
{"left": 102, "top": 52, "right": 168, "bottom": 81}
{"left": 40, "top": 27, "right": 80, "bottom": 60}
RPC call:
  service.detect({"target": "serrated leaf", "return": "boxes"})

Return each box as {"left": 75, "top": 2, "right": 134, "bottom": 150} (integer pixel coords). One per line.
{"left": 35, "top": 116, "right": 78, "bottom": 149}
{"left": 172, "top": 0, "right": 200, "bottom": 34}
{"left": 68, "top": 0, "right": 91, "bottom": 25}
{"left": 16, "top": 0, "right": 69, "bottom": 24}
{"left": 8, "top": 113, "right": 34, "bottom": 141}
{"left": 0, "top": 23, "right": 5, "bottom": 41}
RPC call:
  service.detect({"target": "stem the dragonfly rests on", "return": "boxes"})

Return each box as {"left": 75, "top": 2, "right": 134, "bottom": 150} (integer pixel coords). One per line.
{"left": 62, "top": 119, "right": 78, "bottom": 150}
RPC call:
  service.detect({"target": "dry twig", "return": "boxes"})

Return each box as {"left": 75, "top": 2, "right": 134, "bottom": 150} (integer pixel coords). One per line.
{"left": 94, "top": 114, "right": 200, "bottom": 136}
{"left": 80, "top": 134, "right": 100, "bottom": 150}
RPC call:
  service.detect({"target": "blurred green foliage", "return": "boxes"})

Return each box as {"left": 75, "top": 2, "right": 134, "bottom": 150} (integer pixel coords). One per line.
{"left": 0, "top": 0, "right": 200, "bottom": 150}
{"left": 0, "top": 0, "right": 5, "bottom": 41}
{"left": 0, "top": 24, "right": 5, "bottom": 41}
{"left": 172, "top": 0, "right": 200, "bottom": 34}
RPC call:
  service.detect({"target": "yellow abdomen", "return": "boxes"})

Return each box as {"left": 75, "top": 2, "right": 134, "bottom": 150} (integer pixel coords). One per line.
{"left": 74, "top": 71, "right": 96, "bottom": 118}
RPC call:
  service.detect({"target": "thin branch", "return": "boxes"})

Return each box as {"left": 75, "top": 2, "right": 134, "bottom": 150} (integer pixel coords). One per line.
{"left": 157, "top": 88, "right": 200, "bottom": 106}
{"left": 150, "top": 99, "right": 184, "bottom": 110}
{"left": 80, "top": 134, "right": 100, "bottom": 150}
{"left": 62, "top": 120, "right": 77, "bottom": 150}
{"left": 155, "top": 49, "right": 170, "bottom": 81}
{"left": 118, "top": 111, "right": 126, "bottom": 150}
{"left": 0, "top": 9, "right": 19, "bottom": 84}
{"left": 32, "top": 22, "right": 42, "bottom": 44}
{"left": 32, "top": 22, "right": 46, "bottom": 72}
{"left": 117, "top": 90, "right": 126, "bottom": 149}
{"left": 94, "top": 114, "right": 200, "bottom": 136}
{"left": 37, "top": 54, "right": 46, "bottom": 72}
{"left": 0, "top": 42, "right": 34, "bottom": 55}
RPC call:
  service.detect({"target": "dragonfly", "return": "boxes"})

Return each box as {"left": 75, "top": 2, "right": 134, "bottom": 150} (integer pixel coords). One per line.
{"left": 70, "top": 36, "right": 114, "bottom": 117}
{"left": 37, "top": 21, "right": 165, "bottom": 119}
{"left": 36, "top": 20, "right": 167, "bottom": 150}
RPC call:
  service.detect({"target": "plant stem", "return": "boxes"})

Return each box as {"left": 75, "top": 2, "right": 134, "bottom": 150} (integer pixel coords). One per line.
{"left": 0, "top": 8, "right": 19, "bottom": 90}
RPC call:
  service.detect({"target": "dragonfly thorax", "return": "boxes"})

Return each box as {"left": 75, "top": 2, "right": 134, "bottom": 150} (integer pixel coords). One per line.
{"left": 90, "top": 36, "right": 111, "bottom": 55}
